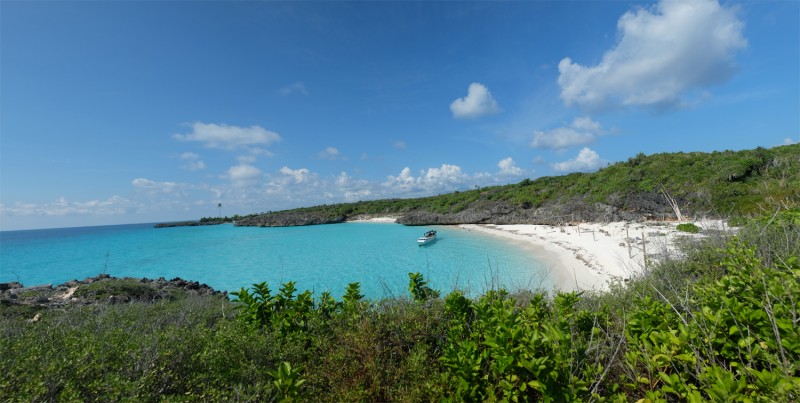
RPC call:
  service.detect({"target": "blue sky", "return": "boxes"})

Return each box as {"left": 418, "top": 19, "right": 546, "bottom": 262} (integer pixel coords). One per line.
{"left": 1, "top": 0, "right": 798, "bottom": 230}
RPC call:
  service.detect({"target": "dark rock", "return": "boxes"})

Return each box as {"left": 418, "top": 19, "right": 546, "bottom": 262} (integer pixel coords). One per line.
{"left": 154, "top": 221, "right": 224, "bottom": 228}
{"left": 0, "top": 282, "right": 23, "bottom": 291}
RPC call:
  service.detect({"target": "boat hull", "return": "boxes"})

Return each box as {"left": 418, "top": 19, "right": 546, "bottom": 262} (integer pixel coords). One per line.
{"left": 417, "top": 231, "right": 437, "bottom": 245}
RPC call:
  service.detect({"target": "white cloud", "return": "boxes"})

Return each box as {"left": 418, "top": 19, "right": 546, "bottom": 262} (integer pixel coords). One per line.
{"left": 531, "top": 117, "right": 606, "bottom": 150}
{"left": 558, "top": 0, "right": 747, "bottom": 111}
{"left": 280, "top": 81, "right": 309, "bottom": 95}
{"left": 174, "top": 122, "right": 281, "bottom": 151}
{"left": 334, "top": 172, "right": 372, "bottom": 201}
{"left": 237, "top": 148, "right": 274, "bottom": 164}
{"left": 782, "top": 137, "right": 797, "bottom": 145}
{"left": 179, "top": 152, "right": 206, "bottom": 171}
{"left": 552, "top": 147, "right": 608, "bottom": 172}
{"left": 450, "top": 83, "right": 502, "bottom": 119}
{"left": 384, "top": 164, "right": 470, "bottom": 194}
{"left": 393, "top": 140, "right": 407, "bottom": 150}
{"left": 279, "top": 166, "right": 312, "bottom": 184}
{"left": 1, "top": 196, "right": 133, "bottom": 217}
{"left": 132, "top": 178, "right": 178, "bottom": 193}
{"left": 317, "top": 146, "right": 343, "bottom": 160}
{"left": 227, "top": 164, "right": 263, "bottom": 187}
{"left": 497, "top": 157, "right": 523, "bottom": 176}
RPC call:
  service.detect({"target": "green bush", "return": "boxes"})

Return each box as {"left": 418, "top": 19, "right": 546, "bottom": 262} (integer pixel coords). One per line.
{"left": 676, "top": 222, "right": 701, "bottom": 233}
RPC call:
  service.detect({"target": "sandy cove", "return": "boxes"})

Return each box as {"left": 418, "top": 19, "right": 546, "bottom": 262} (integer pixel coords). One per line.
{"left": 461, "top": 220, "right": 728, "bottom": 292}
{"left": 347, "top": 215, "right": 728, "bottom": 292}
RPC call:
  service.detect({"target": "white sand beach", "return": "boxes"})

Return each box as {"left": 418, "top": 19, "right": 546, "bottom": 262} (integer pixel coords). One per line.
{"left": 460, "top": 220, "right": 729, "bottom": 292}
{"left": 347, "top": 215, "right": 729, "bottom": 292}
{"left": 347, "top": 216, "right": 400, "bottom": 223}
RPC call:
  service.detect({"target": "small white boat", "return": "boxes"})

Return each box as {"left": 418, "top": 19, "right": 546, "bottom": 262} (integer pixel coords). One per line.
{"left": 417, "top": 230, "right": 437, "bottom": 246}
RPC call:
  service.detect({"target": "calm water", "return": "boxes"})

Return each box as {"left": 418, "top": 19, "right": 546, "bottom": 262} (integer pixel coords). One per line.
{"left": 0, "top": 223, "right": 552, "bottom": 299}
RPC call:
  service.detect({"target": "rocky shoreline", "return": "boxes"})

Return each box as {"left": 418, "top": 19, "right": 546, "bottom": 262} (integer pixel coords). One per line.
{"left": 0, "top": 274, "right": 225, "bottom": 311}
{"left": 153, "top": 221, "right": 225, "bottom": 228}
{"left": 234, "top": 194, "right": 679, "bottom": 227}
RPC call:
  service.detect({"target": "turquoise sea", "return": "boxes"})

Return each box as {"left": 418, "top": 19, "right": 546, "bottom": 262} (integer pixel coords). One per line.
{"left": 0, "top": 222, "right": 552, "bottom": 299}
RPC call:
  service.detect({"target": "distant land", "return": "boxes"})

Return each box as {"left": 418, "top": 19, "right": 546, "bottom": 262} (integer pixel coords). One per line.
{"left": 158, "top": 144, "right": 799, "bottom": 228}
{"left": 153, "top": 221, "right": 225, "bottom": 228}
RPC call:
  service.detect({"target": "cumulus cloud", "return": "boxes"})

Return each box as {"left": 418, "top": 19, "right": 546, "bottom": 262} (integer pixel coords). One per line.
{"left": 280, "top": 81, "right": 309, "bottom": 95}
{"left": 317, "top": 146, "right": 343, "bottom": 160}
{"left": 227, "top": 164, "right": 263, "bottom": 187}
{"left": 497, "top": 157, "right": 523, "bottom": 176}
{"left": 384, "top": 164, "right": 470, "bottom": 194}
{"left": 179, "top": 152, "right": 206, "bottom": 171}
{"left": 552, "top": 147, "right": 608, "bottom": 172}
{"left": 450, "top": 83, "right": 502, "bottom": 119}
{"left": 531, "top": 117, "right": 606, "bottom": 150}
{"left": 782, "top": 137, "right": 797, "bottom": 145}
{"left": 334, "top": 172, "right": 373, "bottom": 201}
{"left": 279, "top": 166, "right": 313, "bottom": 184}
{"left": 174, "top": 122, "right": 281, "bottom": 151}
{"left": 558, "top": 0, "right": 747, "bottom": 111}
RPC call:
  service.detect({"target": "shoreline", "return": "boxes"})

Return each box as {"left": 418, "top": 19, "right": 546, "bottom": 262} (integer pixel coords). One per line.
{"left": 155, "top": 215, "right": 728, "bottom": 292}
{"left": 342, "top": 215, "right": 729, "bottom": 291}
{"left": 345, "top": 215, "right": 400, "bottom": 223}
{"left": 460, "top": 220, "right": 728, "bottom": 291}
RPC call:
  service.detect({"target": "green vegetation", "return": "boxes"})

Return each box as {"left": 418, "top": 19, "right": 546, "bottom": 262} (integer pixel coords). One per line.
{"left": 241, "top": 144, "right": 799, "bottom": 223}
{"left": 676, "top": 222, "right": 701, "bottom": 233}
{"left": 3, "top": 209, "right": 798, "bottom": 400}
{"left": 199, "top": 214, "right": 248, "bottom": 223}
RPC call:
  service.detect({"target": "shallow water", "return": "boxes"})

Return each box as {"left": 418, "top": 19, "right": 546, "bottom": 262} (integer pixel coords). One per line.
{"left": 0, "top": 222, "right": 553, "bottom": 299}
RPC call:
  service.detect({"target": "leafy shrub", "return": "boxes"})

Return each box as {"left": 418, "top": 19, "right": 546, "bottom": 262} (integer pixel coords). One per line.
{"left": 408, "top": 272, "right": 440, "bottom": 302}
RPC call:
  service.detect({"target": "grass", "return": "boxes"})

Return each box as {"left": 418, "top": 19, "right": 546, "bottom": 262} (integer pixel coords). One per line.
{"left": 676, "top": 222, "right": 701, "bottom": 233}
{"left": 2, "top": 209, "right": 799, "bottom": 401}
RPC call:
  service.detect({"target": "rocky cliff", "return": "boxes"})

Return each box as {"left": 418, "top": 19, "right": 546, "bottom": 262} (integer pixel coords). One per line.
{"left": 395, "top": 194, "right": 675, "bottom": 225}
{"left": 234, "top": 192, "right": 679, "bottom": 227}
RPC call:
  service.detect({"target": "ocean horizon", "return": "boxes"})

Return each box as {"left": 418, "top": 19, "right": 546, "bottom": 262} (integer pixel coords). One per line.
{"left": 0, "top": 222, "right": 553, "bottom": 299}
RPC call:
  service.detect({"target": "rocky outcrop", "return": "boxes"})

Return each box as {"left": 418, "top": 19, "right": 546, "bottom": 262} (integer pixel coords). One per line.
{"left": 154, "top": 221, "right": 224, "bottom": 228}
{"left": 395, "top": 196, "right": 672, "bottom": 226}
{"left": 235, "top": 211, "right": 346, "bottom": 227}
{"left": 231, "top": 193, "right": 681, "bottom": 227}
{"left": 0, "top": 274, "right": 225, "bottom": 309}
